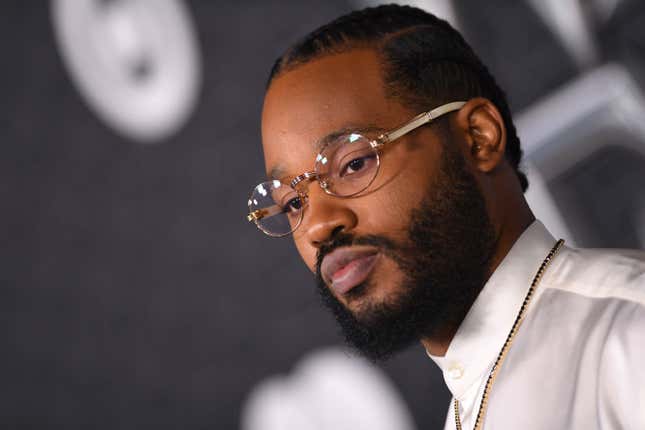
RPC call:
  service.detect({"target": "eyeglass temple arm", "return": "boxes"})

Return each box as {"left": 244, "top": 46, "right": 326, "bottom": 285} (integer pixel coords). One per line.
{"left": 247, "top": 205, "right": 283, "bottom": 222}
{"left": 376, "top": 101, "right": 467, "bottom": 145}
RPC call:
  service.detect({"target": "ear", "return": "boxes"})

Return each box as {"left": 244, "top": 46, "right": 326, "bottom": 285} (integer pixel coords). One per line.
{"left": 454, "top": 98, "right": 506, "bottom": 173}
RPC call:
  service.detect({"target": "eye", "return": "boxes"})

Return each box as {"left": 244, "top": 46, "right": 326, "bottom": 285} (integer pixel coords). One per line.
{"left": 340, "top": 153, "right": 377, "bottom": 177}
{"left": 282, "top": 196, "right": 303, "bottom": 214}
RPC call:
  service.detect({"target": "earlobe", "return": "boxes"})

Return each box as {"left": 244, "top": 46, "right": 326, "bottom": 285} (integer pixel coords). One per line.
{"left": 457, "top": 98, "right": 507, "bottom": 173}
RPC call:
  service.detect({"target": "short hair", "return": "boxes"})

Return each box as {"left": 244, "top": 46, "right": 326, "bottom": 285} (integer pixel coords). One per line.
{"left": 268, "top": 4, "right": 528, "bottom": 191}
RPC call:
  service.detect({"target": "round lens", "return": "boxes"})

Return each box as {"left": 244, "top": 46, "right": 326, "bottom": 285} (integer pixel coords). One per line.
{"left": 314, "top": 133, "right": 379, "bottom": 196}
{"left": 248, "top": 180, "right": 304, "bottom": 237}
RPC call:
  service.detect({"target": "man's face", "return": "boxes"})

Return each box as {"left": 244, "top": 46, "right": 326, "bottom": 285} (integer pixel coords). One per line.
{"left": 261, "top": 50, "right": 495, "bottom": 360}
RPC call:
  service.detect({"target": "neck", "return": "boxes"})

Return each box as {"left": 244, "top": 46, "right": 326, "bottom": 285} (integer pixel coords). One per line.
{"left": 421, "top": 204, "right": 535, "bottom": 357}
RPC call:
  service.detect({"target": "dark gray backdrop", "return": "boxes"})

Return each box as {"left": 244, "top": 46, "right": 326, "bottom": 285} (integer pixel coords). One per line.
{"left": 4, "top": 1, "right": 643, "bottom": 429}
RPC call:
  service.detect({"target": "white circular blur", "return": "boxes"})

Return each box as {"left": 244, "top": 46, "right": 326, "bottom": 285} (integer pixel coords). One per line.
{"left": 51, "top": 0, "right": 202, "bottom": 143}
{"left": 241, "top": 347, "right": 416, "bottom": 430}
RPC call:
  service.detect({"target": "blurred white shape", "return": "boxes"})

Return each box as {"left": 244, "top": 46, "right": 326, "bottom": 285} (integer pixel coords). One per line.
{"left": 51, "top": 0, "right": 202, "bottom": 143}
{"left": 517, "top": 63, "right": 645, "bottom": 246}
{"left": 517, "top": 63, "right": 645, "bottom": 167}
{"left": 241, "top": 347, "right": 416, "bottom": 430}
{"left": 357, "top": 0, "right": 459, "bottom": 29}
{"left": 526, "top": 0, "right": 599, "bottom": 69}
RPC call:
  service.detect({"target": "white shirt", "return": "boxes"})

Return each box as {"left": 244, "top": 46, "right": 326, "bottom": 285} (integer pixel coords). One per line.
{"left": 428, "top": 220, "right": 645, "bottom": 430}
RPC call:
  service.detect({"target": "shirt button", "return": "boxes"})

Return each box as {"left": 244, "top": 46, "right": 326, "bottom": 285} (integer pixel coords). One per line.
{"left": 448, "top": 363, "right": 464, "bottom": 379}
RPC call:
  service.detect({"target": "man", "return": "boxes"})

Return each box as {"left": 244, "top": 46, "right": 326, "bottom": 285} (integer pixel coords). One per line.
{"left": 246, "top": 5, "right": 645, "bottom": 429}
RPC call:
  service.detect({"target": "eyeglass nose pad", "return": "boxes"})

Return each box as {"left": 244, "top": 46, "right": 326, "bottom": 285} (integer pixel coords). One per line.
{"left": 319, "top": 180, "right": 329, "bottom": 190}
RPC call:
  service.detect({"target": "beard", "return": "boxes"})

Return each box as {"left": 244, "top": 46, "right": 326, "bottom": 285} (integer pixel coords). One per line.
{"left": 314, "top": 140, "right": 497, "bottom": 362}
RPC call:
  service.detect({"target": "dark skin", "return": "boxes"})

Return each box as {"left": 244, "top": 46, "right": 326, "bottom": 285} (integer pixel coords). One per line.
{"left": 261, "top": 49, "right": 534, "bottom": 356}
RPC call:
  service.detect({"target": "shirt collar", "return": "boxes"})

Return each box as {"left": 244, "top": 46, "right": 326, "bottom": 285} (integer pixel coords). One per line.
{"left": 426, "top": 220, "right": 556, "bottom": 398}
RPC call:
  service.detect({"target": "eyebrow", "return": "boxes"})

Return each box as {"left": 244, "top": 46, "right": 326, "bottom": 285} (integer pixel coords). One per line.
{"left": 267, "top": 124, "right": 385, "bottom": 180}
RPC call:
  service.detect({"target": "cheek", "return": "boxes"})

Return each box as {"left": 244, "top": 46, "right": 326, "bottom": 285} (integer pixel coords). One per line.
{"left": 358, "top": 159, "right": 437, "bottom": 236}
{"left": 359, "top": 191, "right": 414, "bottom": 237}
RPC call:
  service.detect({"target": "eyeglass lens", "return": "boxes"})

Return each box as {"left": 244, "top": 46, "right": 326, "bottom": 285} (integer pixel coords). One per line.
{"left": 248, "top": 133, "right": 380, "bottom": 236}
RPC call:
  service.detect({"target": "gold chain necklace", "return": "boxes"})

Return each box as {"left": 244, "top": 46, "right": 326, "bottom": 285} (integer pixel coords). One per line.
{"left": 454, "top": 238, "right": 565, "bottom": 430}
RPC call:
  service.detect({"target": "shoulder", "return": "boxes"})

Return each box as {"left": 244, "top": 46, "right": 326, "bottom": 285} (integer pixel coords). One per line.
{"left": 512, "top": 245, "right": 645, "bottom": 425}
{"left": 544, "top": 248, "right": 645, "bottom": 426}
{"left": 544, "top": 246, "right": 645, "bottom": 306}
{"left": 535, "top": 247, "right": 645, "bottom": 391}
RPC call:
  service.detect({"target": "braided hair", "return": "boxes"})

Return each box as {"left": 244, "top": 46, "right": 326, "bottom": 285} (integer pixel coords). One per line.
{"left": 268, "top": 4, "right": 528, "bottom": 191}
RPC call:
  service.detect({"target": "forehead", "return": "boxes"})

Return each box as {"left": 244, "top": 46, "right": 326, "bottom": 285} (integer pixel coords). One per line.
{"left": 261, "top": 49, "right": 410, "bottom": 179}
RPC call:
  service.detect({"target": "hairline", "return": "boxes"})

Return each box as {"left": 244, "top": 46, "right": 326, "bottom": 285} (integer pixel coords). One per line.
{"left": 268, "top": 43, "right": 451, "bottom": 117}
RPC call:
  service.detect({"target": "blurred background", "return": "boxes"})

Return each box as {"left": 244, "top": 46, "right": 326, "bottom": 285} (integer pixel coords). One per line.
{"left": 3, "top": 1, "right": 645, "bottom": 429}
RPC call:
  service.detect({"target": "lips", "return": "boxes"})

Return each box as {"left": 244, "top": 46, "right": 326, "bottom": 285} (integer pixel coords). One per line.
{"left": 321, "top": 248, "right": 379, "bottom": 296}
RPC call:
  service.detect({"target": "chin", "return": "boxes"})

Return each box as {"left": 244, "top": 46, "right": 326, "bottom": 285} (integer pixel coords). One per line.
{"left": 345, "top": 279, "right": 406, "bottom": 322}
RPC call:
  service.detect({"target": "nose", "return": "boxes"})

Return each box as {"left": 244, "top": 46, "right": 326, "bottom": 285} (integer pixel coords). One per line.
{"left": 301, "top": 186, "right": 358, "bottom": 247}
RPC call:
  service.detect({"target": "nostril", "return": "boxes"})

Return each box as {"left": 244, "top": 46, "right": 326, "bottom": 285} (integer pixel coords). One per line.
{"left": 330, "top": 225, "right": 345, "bottom": 238}
{"left": 312, "top": 225, "right": 346, "bottom": 248}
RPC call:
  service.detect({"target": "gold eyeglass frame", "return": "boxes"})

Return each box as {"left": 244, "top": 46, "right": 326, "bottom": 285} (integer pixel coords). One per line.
{"left": 247, "top": 101, "right": 467, "bottom": 237}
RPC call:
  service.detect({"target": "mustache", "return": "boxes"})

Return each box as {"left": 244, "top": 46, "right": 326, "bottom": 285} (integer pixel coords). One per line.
{"left": 314, "top": 232, "right": 399, "bottom": 278}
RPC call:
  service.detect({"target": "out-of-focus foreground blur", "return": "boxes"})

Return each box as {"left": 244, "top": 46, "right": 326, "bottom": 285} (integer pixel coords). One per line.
{"left": 3, "top": 1, "right": 645, "bottom": 429}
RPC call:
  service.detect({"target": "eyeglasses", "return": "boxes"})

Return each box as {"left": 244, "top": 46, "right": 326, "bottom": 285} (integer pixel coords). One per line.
{"left": 247, "top": 101, "right": 466, "bottom": 237}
